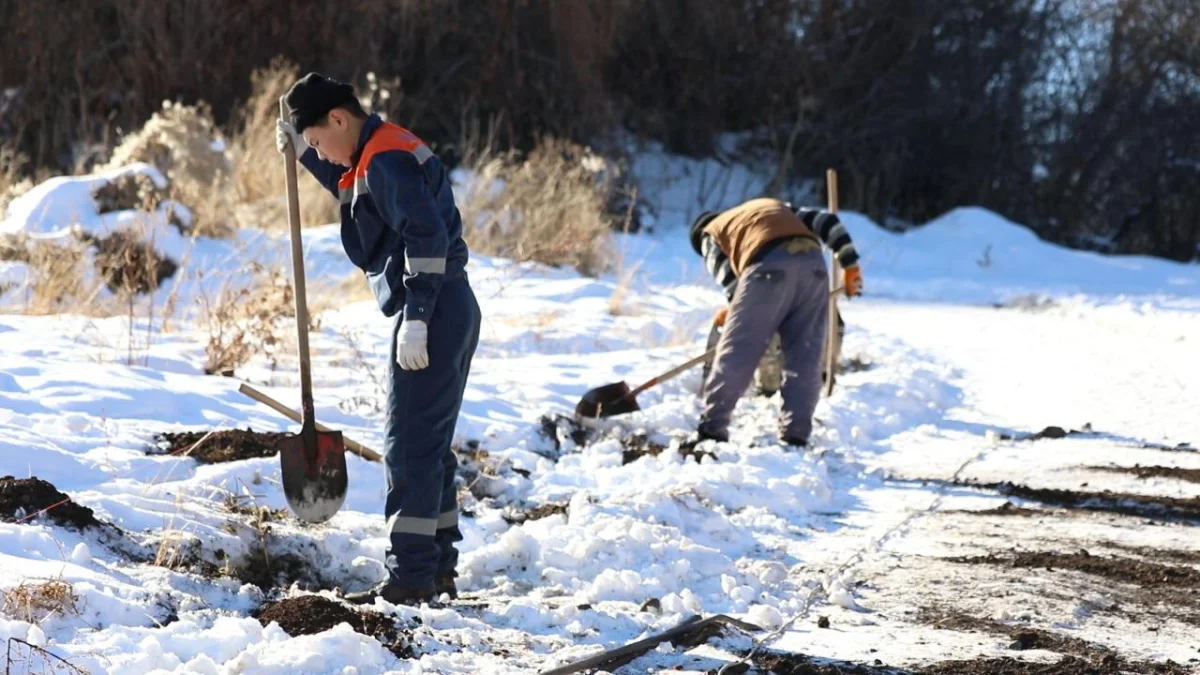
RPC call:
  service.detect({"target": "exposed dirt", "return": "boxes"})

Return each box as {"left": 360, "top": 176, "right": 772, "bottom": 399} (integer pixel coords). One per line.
{"left": 918, "top": 608, "right": 1193, "bottom": 674}
{"left": 232, "top": 548, "right": 329, "bottom": 593}
{"left": 92, "top": 172, "right": 165, "bottom": 214}
{"left": 253, "top": 594, "right": 412, "bottom": 658}
{"left": 539, "top": 414, "right": 592, "bottom": 451}
{"left": 1088, "top": 465, "right": 1200, "bottom": 484}
{"left": 950, "top": 550, "right": 1200, "bottom": 588}
{"left": 920, "top": 656, "right": 1191, "bottom": 674}
{"left": 951, "top": 480, "right": 1200, "bottom": 522}
{"left": 990, "top": 424, "right": 1195, "bottom": 454}
{"left": 743, "top": 651, "right": 907, "bottom": 674}
{"left": 623, "top": 433, "right": 715, "bottom": 465}
{"left": 78, "top": 229, "right": 178, "bottom": 295}
{"left": 0, "top": 476, "right": 105, "bottom": 531}
{"left": 840, "top": 356, "right": 875, "bottom": 374}
{"left": 1100, "top": 543, "right": 1200, "bottom": 566}
{"left": 154, "top": 428, "right": 289, "bottom": 464}
{"left": 502, "top": 501, "right": 568, "bottom": 525}
{"left": 950, "top": 501, "right": 1047, "bottom": 518}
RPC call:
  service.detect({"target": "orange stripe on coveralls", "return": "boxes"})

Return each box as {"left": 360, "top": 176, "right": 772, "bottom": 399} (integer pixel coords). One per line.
{"left": 338, "top": 124, "right": 432, "bottom": 191}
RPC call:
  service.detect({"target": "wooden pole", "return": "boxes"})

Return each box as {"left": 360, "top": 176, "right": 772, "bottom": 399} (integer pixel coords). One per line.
{"left": 823, "top": 168, "right": 842, "bottom": 398}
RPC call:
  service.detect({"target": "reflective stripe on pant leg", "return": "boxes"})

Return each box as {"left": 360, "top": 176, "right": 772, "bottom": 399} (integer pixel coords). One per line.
{"left": 388, "top": 515, "right": 438, "bottom": 536}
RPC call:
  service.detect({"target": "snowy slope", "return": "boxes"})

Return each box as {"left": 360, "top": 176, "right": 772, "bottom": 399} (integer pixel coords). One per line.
{"left": 0, "top": 159, "right": 1197, "bottom": 674}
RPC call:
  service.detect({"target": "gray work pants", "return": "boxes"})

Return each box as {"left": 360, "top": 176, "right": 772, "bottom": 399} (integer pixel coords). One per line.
{"left": 699, "top": 244, "right": 829, "bottom": 443}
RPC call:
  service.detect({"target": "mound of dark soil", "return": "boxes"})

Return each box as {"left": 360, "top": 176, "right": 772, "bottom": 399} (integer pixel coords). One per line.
{"left": 155, "top": 428, "right": 289, "bottom": 463}
{"left": 254, "top": 594, "right": 412, "bottom": 658}
{"left": 0, "top": 476, "right": 103, "bottom": 530}
{"left": 951, "top": 551, "right": 1200, "bottom": 588}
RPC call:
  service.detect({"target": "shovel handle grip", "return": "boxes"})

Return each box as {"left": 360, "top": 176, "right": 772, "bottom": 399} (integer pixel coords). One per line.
{"left": 626, "top": 347, "right": 719, "bottom": 400}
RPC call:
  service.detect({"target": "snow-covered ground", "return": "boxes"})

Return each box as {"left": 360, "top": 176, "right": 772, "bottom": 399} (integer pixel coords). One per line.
{"left": 1, "top": 153, "right": 1198, "bottom": 674}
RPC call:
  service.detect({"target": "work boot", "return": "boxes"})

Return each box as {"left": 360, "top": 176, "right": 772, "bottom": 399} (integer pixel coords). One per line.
{"left": 343, "top": 581, "right": 435, "bottom": 606}
{"left": 435, "top": 574, "right": 458, "bottom": 600}
{"left": 780, "top": 436, "right": 808, "bottom": 450}
{"left": 694, "top": 424, "right": 729, "bottom": 444}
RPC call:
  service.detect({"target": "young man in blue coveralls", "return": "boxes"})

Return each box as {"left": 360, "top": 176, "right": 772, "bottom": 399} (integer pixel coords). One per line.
{"left": 276, "top": 73, "right": 481, "bottom": 606}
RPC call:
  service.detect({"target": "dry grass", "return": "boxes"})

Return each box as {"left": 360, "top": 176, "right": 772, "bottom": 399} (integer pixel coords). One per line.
{"left": 0, "top": 233, "right": 107, "bottom": 315}
{"left": 2, "top": 579, "right": 80, "bottom": 624}
{"left": 227, "top": 58, "right": 341, "bottom": 230}
{"left": 102, "top": 100, "right": 234, "bottom": 239}
{"left": 458, "top": 136, "right": 620, "bottom": 277}
{"left": 199, "top": 260, "right": 315, "bottom": 376}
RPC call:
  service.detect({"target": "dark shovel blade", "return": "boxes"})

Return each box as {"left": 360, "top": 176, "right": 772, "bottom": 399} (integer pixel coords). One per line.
{"left": 575, "top": 381, "right": 642, "bottom": 419}
{"left": 280, "top": 430, "right": 348, "bottom": 523}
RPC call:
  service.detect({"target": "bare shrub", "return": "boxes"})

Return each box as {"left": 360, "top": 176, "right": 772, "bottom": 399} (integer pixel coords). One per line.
{"left": 228, "top": 59, "right": 341, "bottom": 231}
{"left": 199, "top": 261, "right": 315, "bottom": 376}
{"left": 2, "top": 579, "right": 79, "bottom": 624}
{"left": 78, "top": 230, "right": 178, "bottom": 296}
{"left": 459, "top": 137, "right": 619, "bottom": 276}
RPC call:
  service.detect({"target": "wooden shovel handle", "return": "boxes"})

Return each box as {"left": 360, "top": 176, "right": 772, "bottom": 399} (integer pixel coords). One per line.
{"left": 823, "top": 168, "right": 841, "bottom": 398}
{"left": 626, "top": 347, "right": 719, "bottom": 400}
{"left": 280, "top": 97, "right": 317, "bottom": 434}
{"left": 238, "top": 383, "right": 383, "bottom": 463}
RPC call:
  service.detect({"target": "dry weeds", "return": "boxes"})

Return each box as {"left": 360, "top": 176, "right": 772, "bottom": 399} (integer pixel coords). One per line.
{"left": 1, "top": 579, "right": 80, "bottom": 624}
{"left": 102, "top": 100, "right": 234, "bottom": 239}
{"left": 198, "top": 261, "right": 314, "bottom": 376}
{"left": 228, "top": 58, "right": 340, "bottom": 231}
{"left": 458, "top": 137, "right": 621, "bottom": 276}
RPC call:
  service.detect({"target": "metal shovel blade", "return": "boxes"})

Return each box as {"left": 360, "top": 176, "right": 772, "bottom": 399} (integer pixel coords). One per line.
{"left": 279, "top": 429, "right": 348, "bottom": 523}
{"left": 575, "top": 381, "right": 641, "bottom": 419}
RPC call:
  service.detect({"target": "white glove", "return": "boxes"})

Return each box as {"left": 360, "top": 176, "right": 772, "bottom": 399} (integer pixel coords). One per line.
{"left": 276, "top": 119, "right": 310, "bottom": 159}
{"left": 396, "top": 320, "right": 429, "bottom": 370}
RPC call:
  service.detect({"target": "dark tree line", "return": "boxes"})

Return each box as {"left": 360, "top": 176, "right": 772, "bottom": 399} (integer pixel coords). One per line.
{"left": 2, "top": 0, "right": 1197, "bottom": 259}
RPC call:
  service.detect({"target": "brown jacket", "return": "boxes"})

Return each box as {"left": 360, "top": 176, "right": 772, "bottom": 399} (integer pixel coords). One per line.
{"left": 704, "top": 198, "right": 820, "bottom": 275}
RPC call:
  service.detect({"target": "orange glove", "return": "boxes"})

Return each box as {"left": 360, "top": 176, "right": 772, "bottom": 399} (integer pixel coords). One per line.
{"left": 843, "top": 266, "right": 863, "bottom": 298}
{"left": 714, "top": 306, "right": 728, "bottom": 327}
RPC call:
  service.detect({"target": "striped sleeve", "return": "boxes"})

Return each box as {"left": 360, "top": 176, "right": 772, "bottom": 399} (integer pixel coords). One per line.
{"left": 701, "top": 235, "right": 739, "bottom": 301}
{"left": 789, "top": 204, "right": 860, "bottom": 270}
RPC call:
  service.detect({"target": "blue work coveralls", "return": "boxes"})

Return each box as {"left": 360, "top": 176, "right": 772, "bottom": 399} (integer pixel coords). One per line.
{"left": 300, "top": 113, "right": 480, "bottom": 592}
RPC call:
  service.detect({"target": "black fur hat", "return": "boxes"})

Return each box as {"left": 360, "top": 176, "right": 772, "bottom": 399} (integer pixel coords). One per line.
{"left": 283, "top": 72, "right": 358, "bottom": 133}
